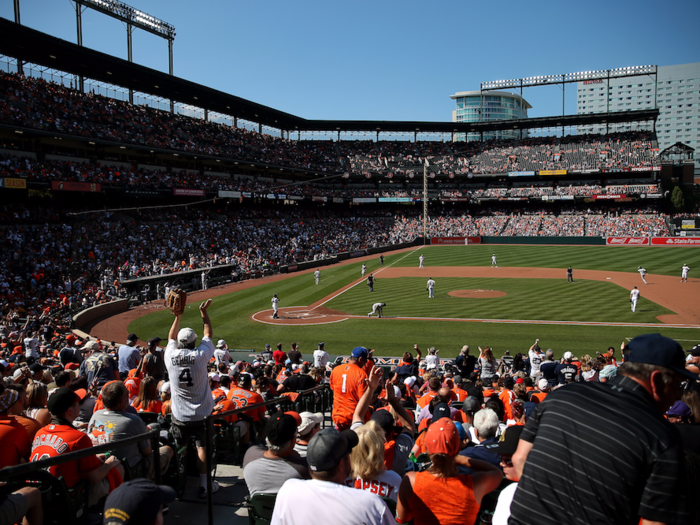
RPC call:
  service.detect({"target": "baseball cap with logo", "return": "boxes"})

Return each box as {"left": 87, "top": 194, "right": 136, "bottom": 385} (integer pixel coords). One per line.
{"left": 484, "top": 424, "right": 525, "bottom": 455}
{"left": 627, "top": 333, "right": 699, "bottom": 380}
{"left": 563, "top": 351, "right": 574, "bottom": 361}
{"left": 0, "top": 389, "right": 19, "bottom": 412}
{"left": 103, "top": 478, "right": 176, "bottom": 525}
{"left": 177, "top": 328, "right": 197, "bottom": 345}
{"left": 351, "top": 347, "right": 368, "bottom": 359}
{"left": 216, "top": 340, "right": 226, "bottom": 348}
{"left": 307, "top": 428, "right": 358, "bottom": 472}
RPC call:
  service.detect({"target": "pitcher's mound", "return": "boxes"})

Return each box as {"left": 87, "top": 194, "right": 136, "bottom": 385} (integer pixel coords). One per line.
{"left": 448, "top": 289, "right": 507, "bottom": 298}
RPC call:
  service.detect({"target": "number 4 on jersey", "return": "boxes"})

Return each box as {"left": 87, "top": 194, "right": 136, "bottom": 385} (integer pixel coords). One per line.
{"left": 179, "top": 368, "right": 193, "bottom": 387}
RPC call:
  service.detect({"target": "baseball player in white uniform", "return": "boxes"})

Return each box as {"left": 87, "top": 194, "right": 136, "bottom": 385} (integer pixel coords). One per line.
{"left": 271, "top": 294, "right": 280, "bottom": 319}
{"left": 368, "top": 302, "right": 386, "bottom": 318}
{"left": 638, "top": 266, "right": 648, "bottom": 285}
{"left": 682, "top": 264, "right": 690, "bottom": 283}
{"left": 419, "top": 254, "right": 425, "bottom": 268}
{"left": 314, "top": 269, "right": 321, "bottom": 285}
{"left": 630, "top": 286, "right": 640, "bottom": 312}
{"left": 491, "top": 254, "right": 498, "bottom": 268}
{"left": 313, "top": 343, "right": 330, "bottom": 368}
{"left": 165, "top": 297, "right": 220, "bottom": 498}
{"left": 427, "top": 277, "right": 436, "bottom": 299}
{"left": 361, "top": 264, "right": 367, "bottom": 277}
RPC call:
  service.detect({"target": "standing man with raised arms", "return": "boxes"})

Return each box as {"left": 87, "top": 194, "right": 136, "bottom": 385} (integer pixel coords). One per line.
{"left": 164, "top": 296, "right": 220, "bottom": 499}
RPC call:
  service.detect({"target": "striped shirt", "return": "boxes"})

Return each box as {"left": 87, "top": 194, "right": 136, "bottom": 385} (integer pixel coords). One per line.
{"left": 509, "top": 376, "right": 689, "bottom": 525}
{"left": 165, "top": 336, "right": 215, "bottom": 422}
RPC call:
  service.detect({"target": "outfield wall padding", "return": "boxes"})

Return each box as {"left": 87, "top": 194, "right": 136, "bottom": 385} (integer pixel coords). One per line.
{"left": 73, "top": 299, "right": 130, "bottom": 331}
{"left": 479, "top": 236, "right": 606, "bottom": 245}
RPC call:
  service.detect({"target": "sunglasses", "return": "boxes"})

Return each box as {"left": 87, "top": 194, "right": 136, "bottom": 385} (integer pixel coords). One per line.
{"left": 500, "top": 456, "right": 513, "bottom": 467}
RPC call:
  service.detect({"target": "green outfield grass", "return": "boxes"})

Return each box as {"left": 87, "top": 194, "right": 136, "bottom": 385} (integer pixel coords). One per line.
{"left": 128, "top": 245, "right": 700, "bottom": 358}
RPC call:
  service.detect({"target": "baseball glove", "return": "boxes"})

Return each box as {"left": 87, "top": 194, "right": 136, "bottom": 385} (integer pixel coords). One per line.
{"left": 165, "top": 288, "right": 187, "bottom": 316}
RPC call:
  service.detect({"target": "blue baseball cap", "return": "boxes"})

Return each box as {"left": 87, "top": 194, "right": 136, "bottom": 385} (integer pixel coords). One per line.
{"left": 103, "top": 479, "right": 175, "bottom": 525}
{"left": 627, "top": 333, "right": 699, "bottom": 380}
{"left": 351, "top": 346, "right": 368, "bottom": 358}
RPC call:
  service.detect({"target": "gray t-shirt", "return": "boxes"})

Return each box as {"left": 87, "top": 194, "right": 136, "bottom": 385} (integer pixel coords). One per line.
{"left": 242, "top": 445, "right": 309, "bottom": 495}
{"left": 88, "top": 409, "right": 150, "bottom": 467}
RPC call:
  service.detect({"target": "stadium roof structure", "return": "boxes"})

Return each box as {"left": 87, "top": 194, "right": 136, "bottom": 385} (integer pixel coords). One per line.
{"left": 0, "top": 19, "right": 659, "bottom": 135}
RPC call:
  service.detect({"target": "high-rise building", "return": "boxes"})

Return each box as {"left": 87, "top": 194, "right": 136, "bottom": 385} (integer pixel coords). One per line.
{"left": 450, "top": 90, "right": 531, "bottom": 141}
{"left": 576, "top": 62, "right": 699, "bottom": 172}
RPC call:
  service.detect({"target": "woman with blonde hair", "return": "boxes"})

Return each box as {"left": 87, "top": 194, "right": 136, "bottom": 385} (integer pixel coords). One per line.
{"left": 349, "top": 420, "right": 402, "bottom": 502}
{"left": 25, "top": 382, "right": 51, "bottom": 426}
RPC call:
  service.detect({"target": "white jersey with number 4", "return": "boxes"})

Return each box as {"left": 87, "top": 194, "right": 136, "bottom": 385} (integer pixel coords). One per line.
{"left": 165, "top": 337, "right": 215, "bottom": 422}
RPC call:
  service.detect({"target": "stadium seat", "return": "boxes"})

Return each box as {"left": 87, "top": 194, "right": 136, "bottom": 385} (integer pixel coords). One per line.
{"left": 245, "top": 492, "right": 277, "bottom": 525}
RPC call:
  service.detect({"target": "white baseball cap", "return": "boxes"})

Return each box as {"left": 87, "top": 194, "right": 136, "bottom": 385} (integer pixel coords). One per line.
{"left": 538, "top": 378, "right": 549, "bottom": 390}
{"left": 216, "top": 340, "right": 226, "bottom": 348}
{"left": 297, "top": 412, "right": 323, "bottom": 435}
{"left": 159, "top": 381, "right": 171, "bottom": 394}
{"left": 177, "top": 328, "right": 197, "bottom": 344}
{"left": 208, "top": 373, "right": 220, "bottom": 382}
{"left": 563, "top": 351, "right": 573, "bottom": 361}
{"left": 404, "top": 376, "right": 416, "bottom": 388}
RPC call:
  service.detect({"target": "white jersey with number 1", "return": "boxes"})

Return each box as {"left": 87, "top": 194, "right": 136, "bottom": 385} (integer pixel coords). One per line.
{"left": 165, "top": 337, "right": 215, "bottom": 422}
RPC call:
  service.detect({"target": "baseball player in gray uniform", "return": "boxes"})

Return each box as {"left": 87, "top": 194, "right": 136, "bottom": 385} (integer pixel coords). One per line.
{"left": 165, "top": 297, "right": 220, "bottom": 498}
{"left": 682, "top": 264, "right": 690, "bottom": 283}
{"left": 630, "top": 286, "right": 640, "bottom": 312}
{"left": 368, "top": 302, "right": 386, "bottom": 318}
{"left": 491, "top": 254, "right": 498, "bottom": 268}
{"left": 419, "top": 254, "right": 425, "bottom": 268}
{"left": 314, "top": 269, "right": 321, "bottom": 285}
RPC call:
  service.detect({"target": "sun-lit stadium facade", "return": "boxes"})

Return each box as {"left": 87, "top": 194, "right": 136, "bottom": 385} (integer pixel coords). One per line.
{"left": 576, "top": 62, "right": 700, "bottom": 172}
{"left": 450, "top": 90, "right": 531, "bottom": 142}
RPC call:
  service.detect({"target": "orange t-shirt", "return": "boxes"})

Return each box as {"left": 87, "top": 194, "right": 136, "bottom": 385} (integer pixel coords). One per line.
{"left": 530, "top": 392, "right": 548, "bottom": 403}
{"left": 11, "top": 415, "right": 42, "bottom": 442}
{"left": 227, "top": 388, "right": 266, "bottom": 422}
{"left": 132, "top": 399, "right": 163, "bottom": 414}
{"left": 409, "top": 471, "right": 479, "bottom": 525}
{"left": 330, "top": 363, "right": 368, "bottom": 426}
{"left": 0, "top": 417, "right": 31, "bottom": 468}
{"left": 212, "top": 398, "right": 240, "bottom": 424}
{"left": 417, "top": 392, "right": 437, "bottom": 410}
{"left": 452, "top": 388, "right": 469, "bottom": 402}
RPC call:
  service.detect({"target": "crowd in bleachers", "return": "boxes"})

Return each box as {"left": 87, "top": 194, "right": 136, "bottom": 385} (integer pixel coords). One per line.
{"left": 1, "top": 72, "right": 661, "bottom": 181}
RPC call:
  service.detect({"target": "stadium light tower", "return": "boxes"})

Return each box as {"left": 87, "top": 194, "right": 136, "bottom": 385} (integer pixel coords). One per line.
{"left": 69, "top": 0, "right": 175, "bottom": 102}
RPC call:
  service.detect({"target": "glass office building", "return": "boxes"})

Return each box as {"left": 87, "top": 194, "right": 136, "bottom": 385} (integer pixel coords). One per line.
{"left": 576, "top": 62, "right": 699, "bottom": 172}
{"left": 450, "top": 90, "right": 531, "bottom": 141}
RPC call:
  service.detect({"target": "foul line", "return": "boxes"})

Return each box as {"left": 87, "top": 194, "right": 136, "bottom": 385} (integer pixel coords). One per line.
{"left": 312, "top": 248, "right": 420, "bottom": 311}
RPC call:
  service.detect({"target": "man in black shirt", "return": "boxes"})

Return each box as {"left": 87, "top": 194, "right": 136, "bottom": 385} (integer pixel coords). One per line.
{"left": 455, "top": 345, "right": 476, "bottom": 378}
{"left": 288, "top": 343, "right": 302, "bottom": 365}
{"left": 510, "top": 333, "right": 695, "bottom": 525}
{"left": 567, "top": 266, "right": 574, "bottom": 283}
{"left": 367, "top": 274, "right": 374, "bottom": 292}
{"left": 539, "top": 349, "right": 558, "bottom": 387}
{"left": 554, "top": 351, "right": 578, "bottom": 385}
{"left": 277, "top": 365, "right": 317, "bottom": 393}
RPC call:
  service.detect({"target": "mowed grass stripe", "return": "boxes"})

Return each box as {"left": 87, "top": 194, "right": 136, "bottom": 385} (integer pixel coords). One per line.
{"left": 325, "top": 277, "right": 672, "bottom": 323}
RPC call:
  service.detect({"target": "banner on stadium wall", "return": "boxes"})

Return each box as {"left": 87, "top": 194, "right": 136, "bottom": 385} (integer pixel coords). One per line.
{"left": 289, "top": 195, "right": 304, "bottom": 201}
{"left": 173, "top": 188, "right": 204, "bottom": 197}
{"left": 288, "top": 265, "right": 298, "bottom": 272}
{"left": 561, "top": 196, "right": 574, "bottom": 200}
{"left": 218, "top": 190, "right": 242, "bottom": 198}
{"left": 577, "top": 169, "right": 600, "bottom": 174}
{"left": 242, "top": 192, "right": 253, "bottom": 198}
{"left": 643, "top": 194, "right": 663, "bottom": 199}
{"left": 353, "top": 198, "right": 376, "bottom": 203}
{"left": 378, "top": 197, "right": 412, "bottom": 202}
{"left": 652, "top": 237, "right": 700, "bottom": 246}
{"left": 602, "top": 168, "right": 630, "bottom": 173}
{"left": 52, "top": 181, "right": 101, "bottom": 192}
{"left": 266, "top": 194, "right": 286, "bottom": 199}
{"left": 0, "top": 178, "right": 27, "bottom": 189}
{"left": 508, "top": 171, "right": 535, "bottom": 177}
{"left": 681, "top": 220, "right": 697, "bottom": 229}
{"left": 430, "top": 237, "right": 481, "bottom": 245}
{"left": 538, "top": 170, "right": 567, "bottom": 176}
{"left": 606, "top": 237, "right": 650, "bottom": 245}
{"left": 312, "top": 196, "right": 327, "bottom": 202}
{"left": 593, "top": 194, "right": 627, "bottom": 200}
{"left": 333, "top": 197, "right": 343, "bottom": 204}
{"left": 630, "top": 166, "right": 655, "bottom": 172}
{"left": 440, "top": 197, "right": 470, "bottom": 202}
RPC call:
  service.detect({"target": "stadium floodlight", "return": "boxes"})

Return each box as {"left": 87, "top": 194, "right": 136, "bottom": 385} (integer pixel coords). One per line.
{"left": 74, "top": 0, "right": 175, "bottom": 39}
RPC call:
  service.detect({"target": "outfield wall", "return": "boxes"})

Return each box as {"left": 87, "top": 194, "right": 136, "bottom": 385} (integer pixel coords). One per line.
{"left": 480, "top": 236, "right": 607, "bottom": 245}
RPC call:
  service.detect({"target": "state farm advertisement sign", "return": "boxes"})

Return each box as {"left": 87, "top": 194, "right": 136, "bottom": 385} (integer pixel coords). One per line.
{"left": 606, "top": 237, "right": 649, "bottom": 245}
{"left": 651, "top": 237, "right": 700, "bottom": 246}
{"left": 593, "top": 194, "right": 627, "bottom": 200}
{"left": 431, "top": 237, "right": 481, "bottom": 245}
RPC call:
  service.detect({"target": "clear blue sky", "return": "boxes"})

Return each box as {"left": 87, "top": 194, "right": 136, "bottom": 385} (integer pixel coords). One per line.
{"left": 2, "top": 0, "right": 699, "bottom": 123}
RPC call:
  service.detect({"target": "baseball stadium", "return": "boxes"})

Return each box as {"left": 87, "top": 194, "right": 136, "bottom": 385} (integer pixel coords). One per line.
{"left": 0, "top": 2, "right": 699, "bottom": 525}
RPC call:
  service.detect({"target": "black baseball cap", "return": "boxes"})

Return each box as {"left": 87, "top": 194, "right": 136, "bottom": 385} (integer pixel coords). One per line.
{"left": 307, "top": 428, "right": 358, "bottom": 472}
{"left": 103, "top": 479, "right": 176, "bottom": 525}
{"left": 126, "top": 334, "right": 138, "bottom": 342}
{"left": 47, "top": 387, "right": 80, "bottom": 416}
{"left": 266, "top": 414, "right": 298, "bottom": 446}
{"left": 370, "top": 410, "right": 396, "bottom": 435}
{"left": 689, "top": 344, "right": 700, "bottom": 357}
{"left": 431, "top": 402, "right": 452, "bottom": 421}
{"left": 485, "top": 425, "right": 525, "bottom": 455}
{"left": 627, "top": 333, "right": 699, "bottom": 380}
{"left": 147, "top": 337, "right": 162, "bottom": 347}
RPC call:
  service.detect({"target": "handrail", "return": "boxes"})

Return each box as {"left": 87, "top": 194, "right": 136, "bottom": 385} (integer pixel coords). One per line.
{"left": 0, "top": 429, "right": 161, "bottom": 485}
{"left": 203, "top": 383, "right": 331, "bottom": 525}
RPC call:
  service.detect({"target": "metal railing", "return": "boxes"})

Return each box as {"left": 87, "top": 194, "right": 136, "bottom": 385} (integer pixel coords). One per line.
{"left": 202, "top": 384, "right": 332, "bottom": 525}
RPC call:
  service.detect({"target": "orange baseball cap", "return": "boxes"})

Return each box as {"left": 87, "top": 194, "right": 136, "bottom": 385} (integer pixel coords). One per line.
{"left": 425, "top": 417, "right": 460, "bottom": 457}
